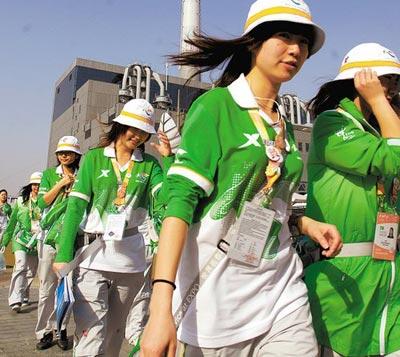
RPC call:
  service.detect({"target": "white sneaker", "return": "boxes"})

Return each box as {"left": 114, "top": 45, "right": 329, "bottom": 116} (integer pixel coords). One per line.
{"left": 21, "top": 299, "right": 29, "bottom": 307}
{"left": 11, "top": 303, "right": 21, "bottom": 313}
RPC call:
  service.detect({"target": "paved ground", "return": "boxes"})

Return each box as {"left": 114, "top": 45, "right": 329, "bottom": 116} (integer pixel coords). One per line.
{"left": 0, "top": 268, "right": 132, "bottom": 356}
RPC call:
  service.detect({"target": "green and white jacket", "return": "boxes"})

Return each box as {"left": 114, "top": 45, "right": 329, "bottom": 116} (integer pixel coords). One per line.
{"left": 305, "top": 99, "right": 400, "bottom": 356}
{"left": 55, "top": 144, "right": 171, "bottom": 273}
{"left": 1, "top": 196, "right": 40, "bottom": 254}
{"left": 38, "top": 165, "right": 76, "bottom": 248}
{"left": 0, "top": 202, "right": 12, "bottom": 233}
{"left": 166, "top": 74, "right": 307, "bottom": 348}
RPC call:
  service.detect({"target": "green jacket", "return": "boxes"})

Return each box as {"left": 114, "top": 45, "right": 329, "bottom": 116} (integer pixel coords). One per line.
{"left": 1, "top": 196, "right": 40, "bottom": 254}
{"left": 305, "top": 99, "right": 400, "bottom": 356}
{"left": 55, "top": 146, "right": 172, "bottom": 263}
{"left": 38, "top": 166, "right": 74, "bottom": 248}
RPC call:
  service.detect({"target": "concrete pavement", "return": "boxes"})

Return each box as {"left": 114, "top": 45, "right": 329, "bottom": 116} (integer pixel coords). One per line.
{"left": 0, "top": 268, "right": 132, "bottom": 357}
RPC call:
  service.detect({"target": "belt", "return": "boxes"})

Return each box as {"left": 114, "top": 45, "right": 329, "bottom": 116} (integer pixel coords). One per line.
{"left": 75, "top": 227, "right": 140, "bottom": 250}
{"left": 335, "top": 242, "right": 373, "bottom": 258}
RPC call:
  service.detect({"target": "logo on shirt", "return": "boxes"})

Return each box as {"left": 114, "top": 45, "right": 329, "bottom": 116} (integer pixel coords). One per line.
{"left": 174, "top": 148, "right": 187, "bottom": 164}
{"left": 97, "top": 169, "right": 110, "bottom": 179}
{"left": 238, "top": 133, "right": 261, "bottom": 149}
{"left": 136, "top": 172, "right": 149, "bottom": 184}
{"left": 336, "top": 127, "right": 355, "bottom": 141}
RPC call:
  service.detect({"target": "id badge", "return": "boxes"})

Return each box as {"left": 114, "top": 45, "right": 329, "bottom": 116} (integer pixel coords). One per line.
{"left": 372, "top": 212, "right": 399, "bottom": 261}
{"left": 227, "top": 201, "right": 275, "bottom": 267}
{"left": 31, "top": 220, "right": 40, "bottom": 234}
{"left": 103, "top": 211, "right": 127, "bottom": 241}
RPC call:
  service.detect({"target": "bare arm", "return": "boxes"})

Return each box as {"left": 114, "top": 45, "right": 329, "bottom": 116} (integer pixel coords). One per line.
{"left": 140, "top": 216, "right": 188, "bottom": 357}
{"left": 43, "top": 176, "right": 74, "bottom": 207}
{"left": 355, "top": 69, "right": 400, "bottom": 138}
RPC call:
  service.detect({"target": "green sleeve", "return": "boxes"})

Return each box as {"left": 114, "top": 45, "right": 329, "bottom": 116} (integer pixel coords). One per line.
{"left": 165, "top": 176, "right": 203, "bottom": 225}
{"left": 164, "top": 98, "right": 221, "bottom": 224}
{"left": 55, "top": 197, "right": 87, "bottom": 262}
{"left": 3, "top": 203, "right": 12, "bottom": 217}
{"left": 1, "top": 201, "right": 19, "bottom": 247}
{"left": 312, "top": 111, "right": 400, "bottom": 177}
{"left": 55, "top": 152, "right": 93, "bottom": 263}
{"left": 38, "top": 169, "right": 52, "bottom": 209}
{"left": 168, "top": 100, "right": 221, "bottom": 196}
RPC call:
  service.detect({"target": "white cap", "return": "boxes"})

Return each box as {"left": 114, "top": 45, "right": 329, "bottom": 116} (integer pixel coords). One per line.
{"left": 55, "top": 136, "right": 82, "bottom": 155}
{"left": 113, "top": 99, "right": 156, "bottom": 134}
{"left": 333, "top": 43, "right": 400, "bottom": 81}
{"left": 243, "top": 0, "right": 325, "bottom": 56}
{"left": 29, "top": 172, "right": 42, "bottom": 185}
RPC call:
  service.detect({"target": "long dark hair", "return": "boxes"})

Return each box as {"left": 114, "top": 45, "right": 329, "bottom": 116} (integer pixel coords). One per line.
{"left": 20, "top": 184, "right": 32, "bottom": 204}
{"left": 99, "top": 122, "right": 130, "bottom": 148}
{"left": 99, "top": 122, "right": 150, "bottom": 148}
{"left": 307, "top": 79, "right": 357, "bottom": 118}
{"left": 307, "top": 78, "right": 382, "bottom": 132}
{"left": 169, "top": 21, "right": 316, "bottom": 87}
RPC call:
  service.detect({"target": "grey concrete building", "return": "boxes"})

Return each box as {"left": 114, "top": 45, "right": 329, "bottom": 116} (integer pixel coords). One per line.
{"left": 48, "top": 58, "right": 209, "bottom": 166}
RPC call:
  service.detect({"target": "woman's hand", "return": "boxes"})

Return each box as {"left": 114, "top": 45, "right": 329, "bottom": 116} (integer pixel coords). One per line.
{"left": 150, "top": 132, "right": 173, "bottom": 157}
{"left": 52, "top": 262, "right": 68, "bottom": 277}
{"left": 354, "top": 69, "right": 387, "bottom": 107}
{"left": 58, "top": 175, "right": 75, "bottom": 188}
{"left": 299, "top": 216, "right": 343, "bottom": 257}
{"left": 140, "top": 309, "right": 177, "bottom": 357}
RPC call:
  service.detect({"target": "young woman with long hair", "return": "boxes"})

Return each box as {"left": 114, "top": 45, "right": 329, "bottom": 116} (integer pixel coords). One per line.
{"left": 53, "top": 98, "right": 173, "bottom": 356}
{"left": 0, "top": 172, "right": 42, "bottom": 313}
{"left": 35, "top": 136, "right": 81, "bottom": 351}
{"left": 140, "top": 1, "right": 342, "bottom": 356}
{"left": 305, "top": 43, "right": 400, "bottom": 356}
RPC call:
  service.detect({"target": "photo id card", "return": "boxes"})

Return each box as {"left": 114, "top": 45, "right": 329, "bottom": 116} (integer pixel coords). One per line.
{"left": 372, "top": 212, "right": 399, "bottom": 261}
{"left": 227, "top": 201, "right": 275, "bottom": 267}
{"left": 103, "top": 212, "right": 127, "bottom": 241}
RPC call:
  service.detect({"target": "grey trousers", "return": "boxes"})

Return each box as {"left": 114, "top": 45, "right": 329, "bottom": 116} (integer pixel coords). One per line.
{"left": 8, "top": 250, "right": 38, "bottom": 306}
{"left": 72, "top": 267, "right": 144, "bottom": 357}
{"left": 177, "top": 303, "right": 318, "bottom": 357}
{"left": 35, "top": 242, "right": 70, "bottom": 339}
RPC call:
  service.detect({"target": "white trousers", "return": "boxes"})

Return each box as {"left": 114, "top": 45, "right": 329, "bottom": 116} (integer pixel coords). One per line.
{"left": 125, "top": 263, "right": 152, "bottom": 344}
{"left": 177, "top": 303, "right": 318, "bottom": 357}
{"left": 35, "top": 242, "right": 70, "bottom": 339}
{"left": 72, "top": 267, "right": 144, "bottom": 357}
{"left": 8, "top": 250, "right": 38, "bottom": 305}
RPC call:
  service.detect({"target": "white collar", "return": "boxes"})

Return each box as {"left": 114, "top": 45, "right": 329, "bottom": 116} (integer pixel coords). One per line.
{"left": 56, "top": 164, "right": 78, "bottom": 176}
{"left": 228, "top": 74, "right": 283, "bottom": 128}
{"left": 227, "top": 74, "right": 258, "bottom": 109}
{"left": 103, "top": 143, "right": 143, "bottom": 162}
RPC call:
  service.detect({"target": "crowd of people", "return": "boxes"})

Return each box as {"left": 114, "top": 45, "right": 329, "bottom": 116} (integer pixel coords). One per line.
{"left": 1, "top": 0, "right": 400, "bottom": 356}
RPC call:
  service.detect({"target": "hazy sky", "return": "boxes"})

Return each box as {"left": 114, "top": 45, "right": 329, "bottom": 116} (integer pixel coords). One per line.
{"left": 0, "top": 0, "right": 399, "bottom": 196}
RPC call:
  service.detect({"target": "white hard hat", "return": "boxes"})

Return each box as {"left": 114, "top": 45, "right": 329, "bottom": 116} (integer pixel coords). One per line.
{"left": 29, "top": 172, "right": 42, "bottom": 185}
{"left": 242, "top": 0, "right": 325, "bottom": 56}
{"left": 113, "top": 99, "right": 156, "bottom": 134}
{"left": 333, "top": 43, "right": 400, "bottom": 81}
{"left": 55, "top": 136, "right": 82, "bottom": 155}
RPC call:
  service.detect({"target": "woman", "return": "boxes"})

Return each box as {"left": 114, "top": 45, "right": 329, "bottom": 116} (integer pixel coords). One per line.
{"left": 0, "top": 172, "right": 42, "bottom": 313}
{"left": 0, "top": 189, "right": 12, "bottom": 242}
{"left": 141, "top": 1, "right": 342, "bottom": 356}
{"left": 305, "top": 43, "right": 400, "bottom": 356}
{"left": 53, "top": 98, "right": 173, "bottom": 356}
{"left": 35, "top": 136, "right": 81, "bottom": 351}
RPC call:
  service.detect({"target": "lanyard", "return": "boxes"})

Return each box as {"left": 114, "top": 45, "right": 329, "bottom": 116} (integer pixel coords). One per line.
{"left": 248, "top": 109, "right": 287, "bottom": 194}
{"left": 111, "top": 158, "right": 135, "bottom": 207}
{"left": 28, "top": 197, "right": 39, "bottom": 221}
